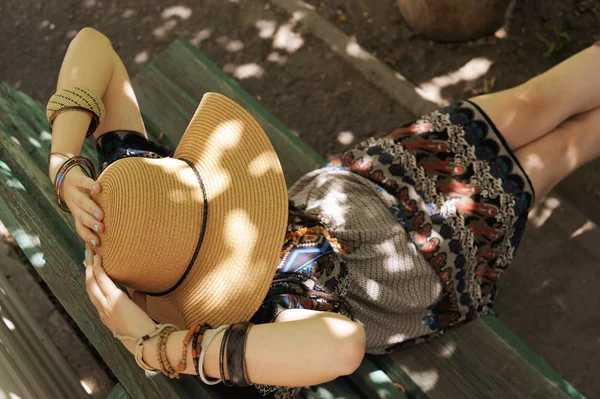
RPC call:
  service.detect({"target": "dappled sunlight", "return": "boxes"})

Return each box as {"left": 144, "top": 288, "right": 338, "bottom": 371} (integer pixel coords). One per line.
{"left": 337, "top": 131, "right": 354, "bottom": 145}
{"left": 153, "top": 19, "right": 178, "bottom": 38}
{"left": 439, "top": 340, "right": 456, "bottom": 359}
{"left": 66, "top": 29, "right": 78, "bottom": 39}
{"left": 224, "top": 63, "right": 264, "bottom": 80}
{"left": 9, "top": 229, "right": 40, "bottom": 250}
{"left": 190, "top": 28, "right": 212, "bottom": 47}
{"left": 29, "top": 253, "right": 45, "bottom": 268}
{"left": 520, "top": 152, "right": 544, "bottom": 173}
{"left": 495, "top": 27, "right": 508, "bottom": 39}
{"left": 225, "top": 39, "right": 244, "bottom": 53}
{"left": 122, "top": 9, "right": 137, "bottom": 19}
{"left": 365, "top": 279, "right": 380, "bottom": 300}
{"left": 411, "top": 369, "right": 440, "bottom": 392}
{"left": 0, "top": 159, "right": 26, "bottom": 192}
{"left": 79, "top": 380, "right": 93, "bottom": 395}
{"left": 528, "top": 196, "right": 561, "bottom": 228}
{"left": 68, "top": 66, "right": 80, "bottom": 80}
{"left": 570, "top": 220, "right": 597, "bottom": 239}
{"left": 255, "top": 20, "right": 277, "bottom": 39}
{"left": 122, "top": 80, "right": 137, "bottom": 104}
{"left": 273, "top": 23, "right": 304, "bottom": 53}
{"left": 292, "top": 10, "right": 306, "bottom": 22}
{"left": 223, "top": 210, "right": 258, "bottom": 268}
{"left": 266, "top": 51, "right": 287, "bottom": 65}
{"left": 248, "top": 152, "right": 281, "bottom": 177}
{"left": 2, "top": 316, "right": 15, "bottom": 331}
{"left": 27, "top": 137, "right": 41, "bottom": 149}
{"left": 416, "top": 58, "right": 493, "bottom": 105}
{"left": 532, "top": 279, "right": 551, "bottom": 293}
{"left": 134, "top": 51, "right": 149, "bottom": 64}
{"left": 39, "top": 130, "right": 52, "bottom": 142}
{"left": 161, "top": 5, "right": 192, "bottom": 20}
{"left": 346, "top": 42, "right": 370, "bottom": 60}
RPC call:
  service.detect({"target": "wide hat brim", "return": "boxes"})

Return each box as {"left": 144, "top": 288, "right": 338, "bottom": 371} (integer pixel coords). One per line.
{"left": 96, "top": 93, "right": 288, "bottom": 329}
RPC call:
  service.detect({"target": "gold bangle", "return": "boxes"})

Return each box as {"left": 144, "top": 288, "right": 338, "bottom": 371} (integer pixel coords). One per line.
{"left": 46, "top": 87, "right": 105, "bottom": 137}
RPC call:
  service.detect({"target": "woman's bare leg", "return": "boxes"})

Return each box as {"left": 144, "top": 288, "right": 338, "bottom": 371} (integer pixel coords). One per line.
{"left": 516, "top": 106, "right": 600, "bottom": 204}
{"left": 470, "top": 43, "right": 600, "bottom": 151}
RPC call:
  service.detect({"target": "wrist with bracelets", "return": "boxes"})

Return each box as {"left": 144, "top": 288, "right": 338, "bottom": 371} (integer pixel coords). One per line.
{"left": 120, "top": 321, "right": 254, "bottom": 387}
{"left": 52, "top": 155, "right": 97, "bottom": 213}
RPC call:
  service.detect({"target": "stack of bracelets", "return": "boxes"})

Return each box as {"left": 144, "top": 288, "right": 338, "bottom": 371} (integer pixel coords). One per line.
{"left": 115, "top": 322, "right": 255, "bottom": 386}
{"left": 46, "top": 86, "right": 105, "bottom": 212}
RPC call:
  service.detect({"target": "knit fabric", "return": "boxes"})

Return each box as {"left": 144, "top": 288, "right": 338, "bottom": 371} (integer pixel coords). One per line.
{"left": 285, "top": 101, "right": 533, "bottom": 356}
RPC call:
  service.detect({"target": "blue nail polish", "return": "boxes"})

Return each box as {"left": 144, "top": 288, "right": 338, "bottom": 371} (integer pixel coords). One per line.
{"left": 91, "top": 239, "right": 97, "bottom": 247}
{"left": 94, "top": 224, "right": 99, "bottom": 232}
{"left": 92, "top": 185, "right": 97, "bottom": 191}
{"left": 93, "top": 255, "right": 97, "bottom": 263}
{"left": 85, "top": 249, "right": 88, "bottom": 258}
{"left": 94, "top": 211, "right": 99, "bottom": 219}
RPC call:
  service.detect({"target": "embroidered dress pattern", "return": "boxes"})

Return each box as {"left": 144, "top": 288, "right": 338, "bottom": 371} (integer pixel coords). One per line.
{"left": 250, "top": 205, "right": 351, "bottom": 399}
{"left": 327, "top": 100, "right": 534, "bottom": 350}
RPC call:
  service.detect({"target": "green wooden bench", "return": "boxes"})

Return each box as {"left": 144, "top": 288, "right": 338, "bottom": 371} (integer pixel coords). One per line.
{"left": 0, "top": 40, "right": 585, "bottom": 399}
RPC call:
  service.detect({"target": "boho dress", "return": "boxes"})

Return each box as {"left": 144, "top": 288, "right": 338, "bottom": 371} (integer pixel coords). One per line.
{"left": 96, "top": 100, "right": 534, "bottom": 398}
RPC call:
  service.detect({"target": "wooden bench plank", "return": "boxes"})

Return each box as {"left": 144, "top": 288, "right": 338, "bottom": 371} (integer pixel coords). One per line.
{"left": 132, "top": 40, "right": 324, "bottom": 187}
{"left": 106, "top": 383, "right": 132, "bottom": 399}
{"left": 347, "top": 357, "right": 408, "bottom": 399}
{"left": 482, "top": 316, "right": 584, "bottom": 399}
{"left": 372, "top": 315, "right": 572, "bottom": 399}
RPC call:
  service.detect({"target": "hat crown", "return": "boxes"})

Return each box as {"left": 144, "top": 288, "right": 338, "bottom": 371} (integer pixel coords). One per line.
{"left": 95, "top": 157, "right": 204, "bottom": 293}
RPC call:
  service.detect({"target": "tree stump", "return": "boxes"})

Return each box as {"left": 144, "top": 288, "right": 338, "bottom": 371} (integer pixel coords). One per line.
{"left": 397, "top": 0, "right": 511, "bottom": 42}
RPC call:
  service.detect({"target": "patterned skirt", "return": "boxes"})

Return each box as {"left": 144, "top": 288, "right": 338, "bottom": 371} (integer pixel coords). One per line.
{"left": 327, "top": 100, "right": 535, "bottom": 350}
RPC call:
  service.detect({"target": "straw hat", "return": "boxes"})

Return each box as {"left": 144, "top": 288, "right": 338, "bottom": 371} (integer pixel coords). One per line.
{"left": 94, "top": 93, "right": 288, "bottom": 329}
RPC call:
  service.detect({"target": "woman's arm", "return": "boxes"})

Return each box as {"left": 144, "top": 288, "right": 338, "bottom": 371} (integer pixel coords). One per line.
{"left": 141, "top": 309, "right": 366, "bottom": 387}
{"left": 50, "top": 27, "right": 147, "bottom": 246}
{"left": 48, "top": 27, "right": 115, "bottom": 180}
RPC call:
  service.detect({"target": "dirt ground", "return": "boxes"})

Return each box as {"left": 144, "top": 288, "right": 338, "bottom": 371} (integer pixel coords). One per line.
{"left": 1, "top": 0, "right": 599, "bottom": 397}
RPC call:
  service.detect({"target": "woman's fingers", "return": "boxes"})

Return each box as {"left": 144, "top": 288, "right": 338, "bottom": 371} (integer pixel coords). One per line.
{"left": 91, "top": 254, "right": 120, "bottom": 299}
{"left": 72, "top": 199, "right": 104, "bottom": 234}
{"left": 75, "top": 218, "right": 100, "bottom": 248}
{"left": 85, "top": 250, "right": 107, "bottom": 309}
{"left": 77, "top": 174, "right": 102, "bottom": 196}
{"left": 74, "top": 191, "right": 104, "bottom": 223}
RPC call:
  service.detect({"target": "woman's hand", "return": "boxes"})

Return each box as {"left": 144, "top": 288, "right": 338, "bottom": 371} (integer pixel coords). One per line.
{"left": 52, "top": 163, "right": 104, "bottom": 247}
{"left": 84, "top": 248, "right": 156, "bottom": 353}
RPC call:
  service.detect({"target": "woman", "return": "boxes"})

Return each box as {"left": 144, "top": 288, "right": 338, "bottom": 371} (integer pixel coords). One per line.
{"left": 48, "top": 28, "right": 600, "bottom": 397}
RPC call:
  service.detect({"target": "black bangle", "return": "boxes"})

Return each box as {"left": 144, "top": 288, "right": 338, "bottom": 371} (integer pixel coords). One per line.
{"left": 226, "top": 322, "right": 253, "bottom": 387}
{"left": 219, "top": 326, "right": 234, "bottom": 386}
{"left": 192, "top": 324, "right": 211, "bottom": 378}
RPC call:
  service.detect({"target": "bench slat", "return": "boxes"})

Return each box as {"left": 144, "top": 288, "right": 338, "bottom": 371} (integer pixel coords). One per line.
{"left": 372, "top": 315, "right": 572, "bottom": 399}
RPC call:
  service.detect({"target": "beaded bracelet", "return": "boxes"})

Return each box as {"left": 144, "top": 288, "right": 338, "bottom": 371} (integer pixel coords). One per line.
{"left": 46, "top": 87, "right": 105, "bottom": 138}
{"left": 53, "top": 156, "right": 96, "bottom": 213}
{"left": 219, "top": 325, "right": 234, "bottom": 387}
{"left": 192, "top": 324, "right": 211, "bottom": 378}
{"left": 198, "top": 325, "right": 229, "bottom": 385}
{"left": 157, "top": 326, "right": 180, "bottom": 379}
{"left": 177, "top": 324, "right": 200, "bottom": 373}
{"left": 131, "top": 324, "right": 179, "bottom": 372}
